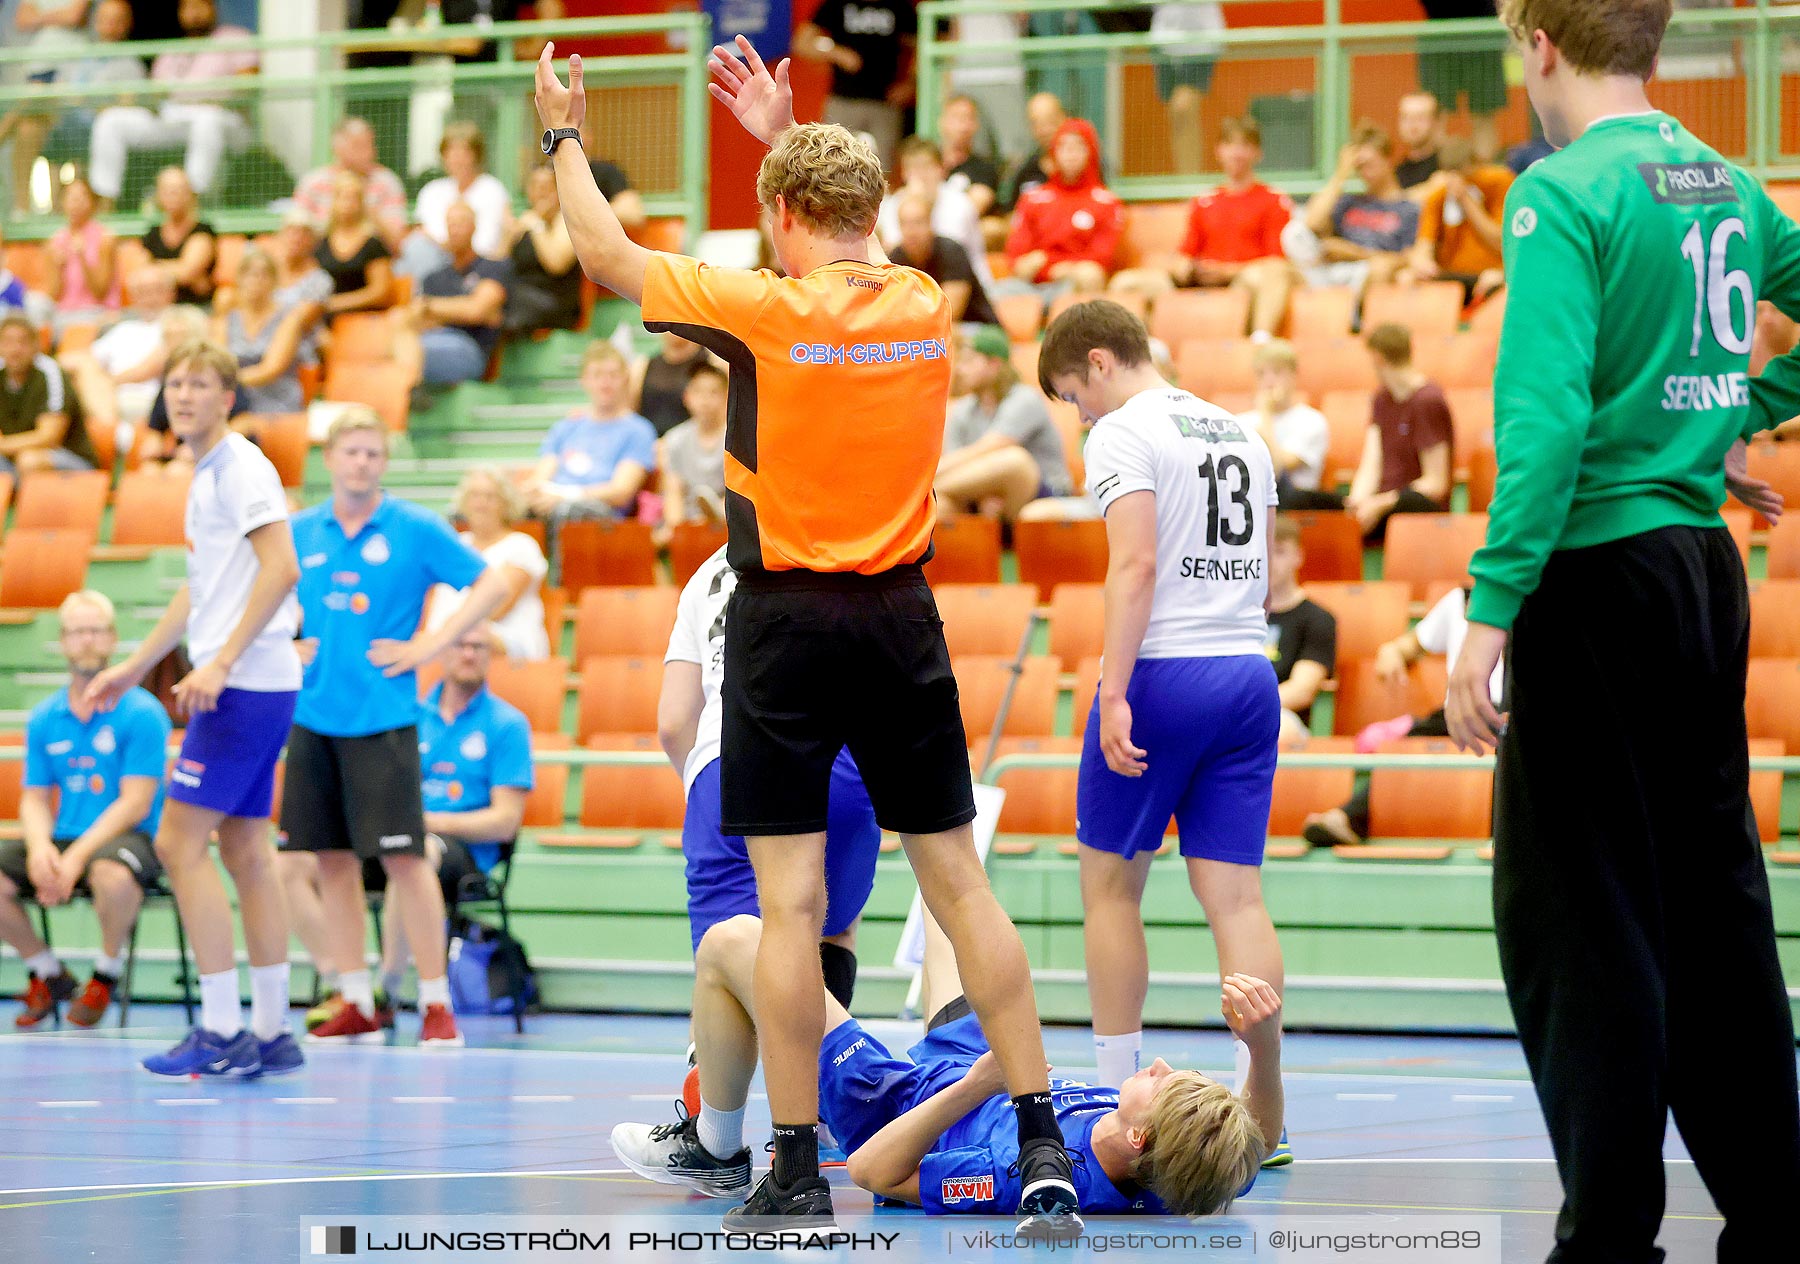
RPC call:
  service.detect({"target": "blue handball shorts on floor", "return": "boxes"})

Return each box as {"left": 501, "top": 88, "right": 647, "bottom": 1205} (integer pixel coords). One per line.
{"left": 1076, "top": 654, "right": 1279, "bottom": 864}
{"left": 682, "top": 748, "right": 880, "bottom": 952}
{"left": 818, "top": 1011, "right": 990, "bottom": 1157}
{"left": 167, "top": 687, "right": 298, "bottom": 820}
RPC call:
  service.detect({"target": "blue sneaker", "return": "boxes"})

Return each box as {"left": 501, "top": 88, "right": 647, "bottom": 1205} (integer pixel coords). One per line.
{"left": 142, "top": 1027, "right": 262, "bottom": 1078}
{"left": 1261, "top": 1128, "right": 1293, "bottom": 1169}
{"left": 255, "top": 1032, "right": 305, "bottom": 1077}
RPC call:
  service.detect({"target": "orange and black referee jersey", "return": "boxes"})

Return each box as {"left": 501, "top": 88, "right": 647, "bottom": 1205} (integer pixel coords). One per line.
{"left": 639, "top": 253, "right": 953, "bottom": 577}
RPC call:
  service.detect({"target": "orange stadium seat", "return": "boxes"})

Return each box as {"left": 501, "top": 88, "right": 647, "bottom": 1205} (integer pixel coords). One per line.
{"left": 559, "top": 519, "right": 658, "bottom": 590}
{"left": 14, "top": 468, "right": 108, "bottom": 532}
{"left": 1431, "top": 332, "right": 1499, "bottom": 390}
{"left": 1298, "top": 337, "right": 1379, "bottom": 399}
{"left": 1306, "top": 581, "right": 1411, "bottom": 660}
{"left": 667, "top": 522, "right": 728, "bottom": 586}
{"left": 329, "top": 311, "right": 399, "bottom": 361}
{"left": 1117, "top": 200, "right": 1190, "bottom": 269}
{"left": 1333, "top": 656, "right": 1449, "bottom": 735}
{"left": 110, "top": 469, "right": 192, "bottom": 546}
{"left": 323, "top": 361, "right": 409, "bottom": 431}
{"left": 1468, "top": 290, "right": 1507, "bottom": 339}
{"left": 1268, "top": 735, "right": 1357, "bottom": 837}
{"left": 1445, "top": 388, "right": 1495, "bottom": 475}
{"left": 994, "top": 292, "right": 1042, "bottom": 343}
{"left": 1073, "top": 655, "right": 1103, "bottom": 720}
{"left": 521, "top": 734, "right": 572, "bottom": 830}
{"left": 1287, "top": 288, "right": 1355, "bottom": 342}
{"left": 1367, "top": 737, "right": 1492, "bottom": 839}
{"left": 955, "top": 654, "right": 1061, "bottom": 739}
{"left": 1009, "top": 341, "right": 1040, "bottom": 389}
{"left": 573, "top": 586, "right": 680, "bottom": 663}
{"left": 1749, "top": 737, "right": 1784, "bottom": 845}
{"left": 0, "top": 471, "right": 13, "bottom": 520}
{"left": 1175, "top": 338, "right": 1257, "bottom": 397}
{"left": 923, "top": 515, "right": 1002, "bottom": 585}
{"left": 114, "top": 239, "right": 151, "bottom": 293}
{"left": 3, "top": 242, "right": 44, "bottom": 292}
{"left": 0, "top": 731, "right": 27, "bottom": 837}
{"left": 567, "top": 735, "right": 686, "bottom": 833}
{"left": 1150, "top": 288, "right": 1250, "bottom": 346}
{"left": 1382, "top": 514, "right": 1489, "bottom": 599}
{"left": 985, "top": 736, "right": 1083, "bottom": 836}
{"left": 1287, "top": 510, "right": 1364, "bottom": 582}
{"left": 1767, "top": 517, "right": 1800, "bottom": 579}
{"left": 1747, "top": 658, "right": 1800, "bottom": 751}
{"left": 1466, "top": 443, "right": 1498, "bottom": 512}
{"left": 249, "top": 413, "right": 308, "bottom": 488}
{"left": 1746, "top": 440, "right": 1800, "bottom": 529}
{"left": 1047, "top": 582, "right": 1104, "bottom": 669}
{"left": 485, "top": 656, "right": 570, "bottom": 733}
{"left": 1722, "top": 506, "right": 1752, "bottom": 567}
{"left": 626, "top": 218, "right": 685, "bottom": 252}
{"left": 211, "top": 234, "right": 247, "bottom": 287}
{"left": 934, "top": 583, "right": 1039, "bottom": 657}
{"left": 1766, "top": 183, "right": 1800, "bottom": 225}
{"left": 1319, "top": 390, "right": 1371, "bottom": 486}
{"left": 1014, "top": 519, "right": 1108, "bottom": 599}
{"left": 1363, "top": 281, "right": 1465, "bottom": 339}
{"left": 1750, "top": 580, "right": 1800, "bottom": 659}
{"left": 0, "top": 528, "right": 91, "bottom": 609}
{"left": 1047, "top": 399, "right": 1085, "bottom": 491}
{"left": 575, "top": 655, "right": 664, "bottom": 742}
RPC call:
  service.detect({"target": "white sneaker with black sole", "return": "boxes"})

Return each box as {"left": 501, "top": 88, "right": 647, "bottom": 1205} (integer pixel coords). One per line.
{"left": 611, "top": 1104, "right": 752, "bottom": 1199}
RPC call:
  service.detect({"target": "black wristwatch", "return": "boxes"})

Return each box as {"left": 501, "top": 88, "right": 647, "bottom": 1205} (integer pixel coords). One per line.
{"left": 541, "top": 127, "right": 581, "bottom": 156}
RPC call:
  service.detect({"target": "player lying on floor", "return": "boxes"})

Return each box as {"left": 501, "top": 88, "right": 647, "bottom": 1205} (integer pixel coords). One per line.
{"left": 612, "top": 910, "right": 1282, "bottom": 1216}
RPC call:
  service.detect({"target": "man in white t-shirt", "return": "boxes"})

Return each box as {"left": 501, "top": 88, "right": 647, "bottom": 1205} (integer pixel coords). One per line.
{"left": 87, "top": 340, "right": 305, "bottom": 1080}
{"left": 1038, "top": 299, "right": 1290, "bottom": 1168}
{"left": 877, "top": 136, "right": 996, "bottom": 294}
{"left": 1236, "top": 339, "right": 1331, "bottom": 506}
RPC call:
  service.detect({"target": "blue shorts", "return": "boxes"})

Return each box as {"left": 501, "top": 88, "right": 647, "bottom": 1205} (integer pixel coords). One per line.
{"left": 818, "top": 1012, "right": 989, "bottom": 1157}
{"left": 1076, "top": 655, "right": 1278, "bottom": 864}
{"left": 167, "top": 688, "right": 298, "bottom": 820}
{"left": 683, "top": 748, "right": 880, "bottom": 952}
{"left": 420, "top": 327, "right": 488, "bottom": 385}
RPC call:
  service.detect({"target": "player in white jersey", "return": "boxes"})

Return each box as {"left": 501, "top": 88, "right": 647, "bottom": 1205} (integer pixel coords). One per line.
{"left": 88, "top": 341, "right": 305, "bottom": 1079}
{"left": 1039, "top": 301, "right": 1289, "bottom": 1166}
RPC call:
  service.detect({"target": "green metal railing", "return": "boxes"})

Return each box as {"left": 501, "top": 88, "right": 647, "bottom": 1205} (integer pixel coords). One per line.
{"left": 918, "top": 0, "right": 1800, "bottom": 201}
{"left": 0, "top": 14, "right": 711, "bottom": 242}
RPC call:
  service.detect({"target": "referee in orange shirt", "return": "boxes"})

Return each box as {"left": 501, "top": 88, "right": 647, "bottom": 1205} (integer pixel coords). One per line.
{"left": 535, "top": 43, "right": 1079, "bottom": 1235}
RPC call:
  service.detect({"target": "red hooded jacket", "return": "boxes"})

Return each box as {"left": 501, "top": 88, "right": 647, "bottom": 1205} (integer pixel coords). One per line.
{"left": 1003, "top": 119, "right": 1125, "bottom": 282}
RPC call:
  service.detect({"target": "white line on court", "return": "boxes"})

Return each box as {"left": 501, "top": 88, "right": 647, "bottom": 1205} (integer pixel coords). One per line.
{"left": 391, "top": 1096, "right": 454, "bottom": 1104}
{"left": 1334, "top": 1093, "right": 1398, "bottom": 1101}
{"left": 37, "top": 1101, "right": 100, "bottom": 1108}
{"left": 0, "top": 1168, "right": 637, "bottom": 1196}
{"left": 1451, "top": 1094, "right": 1516, "bottom": 1102}
{"left": 154, "top": 1099, "right": 220, "bottom": 1107}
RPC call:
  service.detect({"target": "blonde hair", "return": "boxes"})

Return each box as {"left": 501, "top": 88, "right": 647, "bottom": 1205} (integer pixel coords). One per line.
{"left": 324, "top": 404, "right": 389, "bottom": 450}
{"left": 1135, "top": 1073, "right": 1266, "bottom": 1216}
{"left": 1500, "top": 0, "right": 1671, "bottom": 79}
{"left": 582, "top": 340, "right": 627, "bottom": 373}
{"left": 165, "top": 339, "right": 239, "bottom": 391}
{"left": 1251, "top": 338, "right": 1298, "bottom": 374}
{"left": 58, "top": 589, "right": 116, "bottom": 631}
{"left": 451, "top": 464, "right": 525, "bottom": 524}
{"left": 756, "top": 124, "right": 885, "bottom": 240}
{"left": 439, "top": 120, "right": 486, "bottom": 166}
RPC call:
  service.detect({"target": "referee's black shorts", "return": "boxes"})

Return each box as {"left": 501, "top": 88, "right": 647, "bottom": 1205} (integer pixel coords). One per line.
{"left": 720, "top": 565, "right": 977, "bottom": 838}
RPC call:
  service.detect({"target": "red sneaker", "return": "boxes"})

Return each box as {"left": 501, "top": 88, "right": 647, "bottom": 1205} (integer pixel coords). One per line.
{"left": 419, "top": 1003, "right": 463, "bottom": 1048}
{"left": 66, "top": 976, "right": 115, "bottom": 1028}
{"left": 15, "top": 972, "right": 75, "bottom": 1028}
{"left": 305, "top": 1001, "right": 386, "bottom": 1043}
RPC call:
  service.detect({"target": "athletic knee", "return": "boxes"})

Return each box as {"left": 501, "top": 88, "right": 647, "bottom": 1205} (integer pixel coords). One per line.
{"left": 85, "top": 858, "right": 138, "bottom": 899}
{"left": 153, "top": 829, "right": 204, "bottom": 871}
{"left": 698, "top": 914, "right": 761, "bottom": 976}
{"left": 758, "top": 882, "right": 828, "bottom": 932}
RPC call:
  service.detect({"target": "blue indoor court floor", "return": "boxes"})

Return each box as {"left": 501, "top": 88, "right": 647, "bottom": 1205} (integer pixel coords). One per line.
{"left": 0, "top": 1008, "right": 1750, "bottom": 1263}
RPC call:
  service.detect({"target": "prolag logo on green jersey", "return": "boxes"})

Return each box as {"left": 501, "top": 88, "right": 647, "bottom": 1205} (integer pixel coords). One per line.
{"left": 1638, "top": 162, "right": 1737, "bottom": 205}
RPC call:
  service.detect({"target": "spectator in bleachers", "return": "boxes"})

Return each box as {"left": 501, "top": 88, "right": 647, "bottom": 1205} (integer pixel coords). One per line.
{"left": 292, "top": 118, "right": 409, "bottom": 252}
{"left": 1237, "top": 339, "right": 1331, "bottom": 509}
{"left": 1289, "top": 124, "right": 1418, "bottom": 297}
{"left": 44, "top": 176, "right": 121, "bottom": 332}
{"left": 878, "top": 137, "right": 994, "bottom": 296}
{"left": 583, "top": 124, "right": 647, "bottom": 234}
{"left": 1393, "top": 91, "right": 1443, "bottom": 194}
{"left": 1150, "top": 1, "right": 1225, "bottom": 175}
{"left": 1002, "top": 118, "right": 1122, "bottom": 299}
{"left": 796, "top": 0, "right": 917, "bottom": 169}
{"left": 1300, "top": 584, "right": 1502, "bottom": 849}
{"left": 268, "top": 212, "right": 333, "bottom": 372}
{"left": 502, "top": 163, "right": 581, "bottom": 337}
{"left": 1, "top": 589, "right": 171, "bottom": 1029}
{"left": 939, "top": 94, "right": 1000, "bottom": 217}
{"left": 136, "top": 167, "right": 216, "bottom": 306}
{"left": 1264, "top": 518, "right": 1335, "bottom": 750}
{"left": 998, "top": 91, "right": 1066, "bottom": 214}
{"left": 1108, "top": 116, "right": 1296, "bottom": 337}
{"left": 631, "top": 331, "right": 709, "bottom": 438}
{"left": 427, "top": 467, "right": 550, "bottom": 662}
{"left": 313, "top": 173, "right": 395, "bottom": 316}
{"left": 213, "top": 248, "right": 309, "bottom": 416}
{"left": 522, "top": 341, "right": 656, "bottom": 528}
{"left": 657, "top": 360, "right": 728, "bottom": 544}
{"left": 0, "top": 313, "right": 94, "bottom": 475}
{"left": 391, "top": 201, "right": 510, "bottom": 390}
{"left": 888, "top": 192, "right": 998, "bottom": 326}
{"left": 1401, "top": 137, "right": 1510, "bottom": 306}
{"left": 1418, "top": 1, "right": 1505, "bottom": 163}
{"left": 59, "top": 276, "right": 187, "bottom": 457}
{"left": 399, "top": 122, "right": 513, "bottom": 279}
{"left": 119, "top": 305, "right": 213, "bottom": 471}
{"left": 88, "top": 0, "right": 257, "bottom": 206}
{"left": 937, "top": 325, "right": 1071, "bottom": 522}
{"left": 1345, "top": 323, "right": 1451, "bottom": 540}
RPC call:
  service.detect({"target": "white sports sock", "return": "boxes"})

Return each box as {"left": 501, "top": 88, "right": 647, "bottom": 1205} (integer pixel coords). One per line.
{"left": 92, "top": 952, "right": 125, "bottom": 979}
{"left": 340, "top": 969, "right": 375, "bottom": 1018}
{"left": 1093, "top": 1031, "right": 1142, "bottom": 1089}
{"left": 416, "top": 974, "right": 450, "bottom": 1010}
{"left": 199, "top": 970, "right": 243, "bottom": 1037}
{"left": 25, "top": 950, "right": 61, "bottom": 978}
{"left": 1234, "top": 1039, "right": 1253, "bottom": 1095}
{"left": 697, "top": 1098, "right": 745, "bottom": 1160}
{"left": 249, "top": 963, "right": 291, "bottom": 1041}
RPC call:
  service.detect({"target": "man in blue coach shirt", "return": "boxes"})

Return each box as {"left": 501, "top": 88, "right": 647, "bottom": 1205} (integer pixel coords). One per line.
{"left": 283, "top": 409, "right": 512, "bottom": 1049}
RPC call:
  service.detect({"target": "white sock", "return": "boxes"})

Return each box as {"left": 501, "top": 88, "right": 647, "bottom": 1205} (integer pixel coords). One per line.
{"left": 92, "top": 952, "right": 125, "bottom": 979}
{"left": 25, "top": 950, "right": 61, "bottom": 978}
{"left": 250, "top": 963, "right": 291, "bottom": 1041}
{"left": 417, "top": 974, "right": 450, "bottom": 1010}
{"left": 199, "top": 969, "right": 243, "bottom": 1037}
{"left": 340, "top": 969, "right": 374, "bottom": 1018}
{"left": 1233, "top": 1039, "right": 1253, "bottom": 1095}
{"left": 1093, "top": 1031, "right": 1142, "bottom": 1089}
{"left": 697, "top": 1098, "right": 745, "bottom": 1160}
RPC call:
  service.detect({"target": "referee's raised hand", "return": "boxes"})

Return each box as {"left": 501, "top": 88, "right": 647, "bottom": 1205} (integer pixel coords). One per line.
{"left": 534, "top": 42, "right": 585, "bottom": 132}
{"left": 1446, "top": 622, "right": 1508, "bottom": 755}
{"left": 708, "top": 34, "right": 794, "bottom": 146}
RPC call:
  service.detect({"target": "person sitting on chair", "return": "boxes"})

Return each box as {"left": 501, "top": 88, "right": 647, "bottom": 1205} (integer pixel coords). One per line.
{"left": 1, "top": 590, "right": 171, "bottom": 1029}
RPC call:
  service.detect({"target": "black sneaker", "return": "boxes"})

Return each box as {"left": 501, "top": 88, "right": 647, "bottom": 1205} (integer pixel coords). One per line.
{"left": 610, "top": 1104, "right": 752, "bottom": 1199}
{"left": 1014, "top": 1138, "right": 1084, "bottom": 1242}
{"left": 720, "top": 1172, "right": 836, "bottom": 1230}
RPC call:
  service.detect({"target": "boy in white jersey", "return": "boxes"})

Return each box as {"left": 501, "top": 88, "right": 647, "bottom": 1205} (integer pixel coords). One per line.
{"left": 88, "top": 341, "right": 305, "bottom": 1078}
{"left": 1040, "top": 301, "right": 1289, "bottom": 1165}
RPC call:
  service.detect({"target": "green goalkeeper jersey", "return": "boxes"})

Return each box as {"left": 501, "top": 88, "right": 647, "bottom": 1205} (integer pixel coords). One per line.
{"left": 1468, "top": 111, "right": 1800, "bottom": 630}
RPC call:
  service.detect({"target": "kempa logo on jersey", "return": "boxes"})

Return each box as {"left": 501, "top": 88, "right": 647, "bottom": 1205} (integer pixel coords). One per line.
{"left": 1638, "top": 162, "right": 1736, "bottom": 205}
{"left": 939, "top": 1175, "right": 994, "bottom": 1205}
{"left": 788, "top": 339, "right": 948, "bottom": 365}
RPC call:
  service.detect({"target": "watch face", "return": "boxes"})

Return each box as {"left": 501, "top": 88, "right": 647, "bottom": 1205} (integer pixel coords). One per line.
{"left": 541, "top": 129, "right": 556, "bottom": 154}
